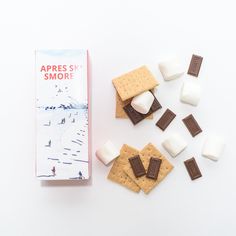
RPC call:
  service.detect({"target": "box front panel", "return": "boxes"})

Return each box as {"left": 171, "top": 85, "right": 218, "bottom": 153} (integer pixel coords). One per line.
{"left": 36, "top": 50, "right": 89, "bottom": 180}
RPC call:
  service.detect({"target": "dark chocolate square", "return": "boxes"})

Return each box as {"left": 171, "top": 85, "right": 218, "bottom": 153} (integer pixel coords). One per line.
{"left": 156, "top": 109, "right": 176, "bottom": 131}
{"left": 146, "top": 157, "right": 162, "bottom": 180}
{"left": 184, "top": 157, "right": 202, "bottom": 180}
{"left": 182, "top": 114, "right": 202, "bottom": 137}
{"left": 129, "top": 155, "right": 146, "bottom": 178}
{"left": 187, "top": 54, "right": 203, "bottom": 77}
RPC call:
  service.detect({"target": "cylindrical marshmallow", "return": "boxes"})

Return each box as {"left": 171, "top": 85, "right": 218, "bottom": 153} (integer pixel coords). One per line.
{"left": 131, "top": 91, "right": 154, "bottom": 114}
{"left": 202, "top": 136, "right": 225, "bottom": 161}
{"left": 162, "top": 133, "right": 187, "bottom": 157}
{"left": 96, "top": 140, "right": 120, "bottom": 165}
{"left": 159, "top": 58, "right": 185, "bottom": 81}
{"left": 180, "top": 80, "right": 202, "bottom": 106}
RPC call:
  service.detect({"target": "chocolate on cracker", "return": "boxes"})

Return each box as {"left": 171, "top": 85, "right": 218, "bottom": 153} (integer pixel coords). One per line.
{"left": 107, "top": 144, "right": 141, "bottom": 192}
{"left": 129, "top": 155, "right": 146, "bottom": 178}
{"left": 124, "top": 143, "right": 174, "bottom": 194}
{"left": 146, "top": 157, "right": 162, "bottom": 180}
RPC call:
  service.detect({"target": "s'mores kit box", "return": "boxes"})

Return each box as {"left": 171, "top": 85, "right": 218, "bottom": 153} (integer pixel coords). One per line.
{"left": 35, "top": 49, "right": 90, "bottom": 180}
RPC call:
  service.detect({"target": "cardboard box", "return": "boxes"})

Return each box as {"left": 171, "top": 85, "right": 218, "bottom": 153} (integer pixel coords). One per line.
{"left": 35, "top": 49, "right": 91, "bottom": 180}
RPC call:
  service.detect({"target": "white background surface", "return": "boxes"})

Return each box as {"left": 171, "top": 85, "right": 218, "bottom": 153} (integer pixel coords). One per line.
{"left": 0, "top": 0, "right": 235, "bottom": 235}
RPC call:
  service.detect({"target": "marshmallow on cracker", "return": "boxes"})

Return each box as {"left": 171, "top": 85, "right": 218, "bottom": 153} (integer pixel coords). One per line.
{"left": 96, "top": 140, "right": 120, "bottom": 165}
{"left": 131, "top": 91, "right": 154, "bottom": 114}
{"left": 202, "top": 136, "right": 225, "bottom": 161}
{"left": 180, "top": 80, "right": 202, "bottom": 106}
{"left": 159, "top": 59, "right": 185, "bottom": 81}
{"left": 162, "top": 133, "right": 187, "bottom": 157}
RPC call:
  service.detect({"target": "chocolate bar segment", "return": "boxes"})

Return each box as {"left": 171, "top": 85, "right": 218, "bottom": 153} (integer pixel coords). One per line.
{"left": 184, "top": 157, "right": 202, "bottom": 180}
{"left": 146, "top": 157, "right": 162, "bottom": 180}
{"left": 150, "top": 96, "right": 162, "bottom": 111}
{"left": 123, "top": 95, "right": 162, "bottom": 125}
{"left": 128, "top": 155, "right": 146, "bottom": 178}
{"left": 187, "top": 54, "right": 203, "bottom": 77}
{"left": 182, "top": 114, "right": 202, "bottom": 137}
{"left": 123, "top": 105, "right": 143, "bottom": 125}
{"left": 156, "top": 109, "right": 176, "bottom": 131}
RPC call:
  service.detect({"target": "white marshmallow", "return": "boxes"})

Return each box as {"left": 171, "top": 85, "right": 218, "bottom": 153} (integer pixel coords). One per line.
{"left": 180, "top": 80, "right": 201, "bottom": 106}
{"left": 162, "top": 133, "right": 187, "bottom": 157}
{"left": 202, "top": 136, "right": 225, "bottom": 161}
{"left": 96, "top": 140, "right": 120, "bottom": 165}
{"left": 131, "top": 91, "right": 154, "bottom": 114}
{"left": 159, "top": 59, "right": 185, "bottom": 81}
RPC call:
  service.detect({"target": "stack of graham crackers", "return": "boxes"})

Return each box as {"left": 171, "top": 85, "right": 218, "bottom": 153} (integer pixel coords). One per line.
{"left": 108, "top": 143, "right": 173, "bottom": 194}
{"left": 114, "top": 65, "right": 158, "bottom": 119}
{"left": 109, "top": 66, "right": 173, "bottom": 194}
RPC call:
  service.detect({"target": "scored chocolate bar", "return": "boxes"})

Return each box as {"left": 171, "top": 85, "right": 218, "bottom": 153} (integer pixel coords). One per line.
{"left": 187, "top": 54, "right": 203, "bottom": 77}
{"left": 123, "top": 95, "right": 162, "bottom": 125}
{"left": 146, "top": 157, "right": 162, "bottom": 180}
{"left": 184, "top": 157, "right": 202, "bottom": 180}
{"left": 182, "top": 114, "right": 202, "bottom": 137}
{"left": 128, "top": 155, "right": 146, "bottom": 178}
{"left": 156, "top": 109, "right": 176, "bottom": 131}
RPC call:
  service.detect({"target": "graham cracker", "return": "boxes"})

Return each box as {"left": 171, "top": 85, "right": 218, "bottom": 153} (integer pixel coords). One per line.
{"left": 115, "top": 92, "right": 153, "bottom": 119}
{"left": 107, "top": 144, "right": 141, "bottom": 193}
{"left": 124, "top": 143, "right": 174, "bottom": 194}
{"left": 112, "top": 66, "right": 158, "bottom": 101}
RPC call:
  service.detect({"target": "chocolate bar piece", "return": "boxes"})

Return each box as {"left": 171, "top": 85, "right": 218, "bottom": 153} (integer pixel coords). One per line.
{"left": 184, "top": 157, "right": 202, "bottom": 180}
{"left": 182, "top": 114, "right": 202, "bottom": 137}
{"left": 156, "top": 109, "right": 176, "bottom": 131}
{"left": 187, "top": 54, "right": 203, "bottom": 77}
{"left": 128, "top": 155, "right": 146, "bottom": 178}
{"left": 123, "top": 95, "right": 162, "bottom": 125}
{"left": 146, "top": 157, "right": 162, "bottom": 180}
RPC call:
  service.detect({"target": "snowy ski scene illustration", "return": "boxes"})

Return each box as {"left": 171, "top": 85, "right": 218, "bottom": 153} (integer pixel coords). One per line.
{"left": 36, "top": 50, "right": 90, "bottom": 180}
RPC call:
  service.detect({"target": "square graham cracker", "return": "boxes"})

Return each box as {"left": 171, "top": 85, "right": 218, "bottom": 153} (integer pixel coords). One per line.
{"left": 112, "top": 66, "right": 158, "bottom": 101}
{"left": 107, "top": 144, "right": 141, "bottom": 193}
{"left": 115, "top": 92, "right": 153, "bottom": 119}
{"left": 124, "top": 143, "right": 174, "bottom": 194}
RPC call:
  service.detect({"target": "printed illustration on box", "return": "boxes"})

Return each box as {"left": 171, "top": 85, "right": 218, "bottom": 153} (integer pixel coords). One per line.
{"left": 36, "top": 50, "right": 89, "bottom": 180}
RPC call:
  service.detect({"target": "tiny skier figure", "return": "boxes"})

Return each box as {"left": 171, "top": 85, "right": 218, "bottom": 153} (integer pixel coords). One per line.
{"left": 45, "top": 140, "right": 51, "bottom": 147}
{"left": 51, "top": 166, "right": 56, "bottom": 176}
{"left": 58, "top": 118, "right": 65, "bottom": 124}
{"left": 78, "top": 171, "right": 84, "bottom": 180}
